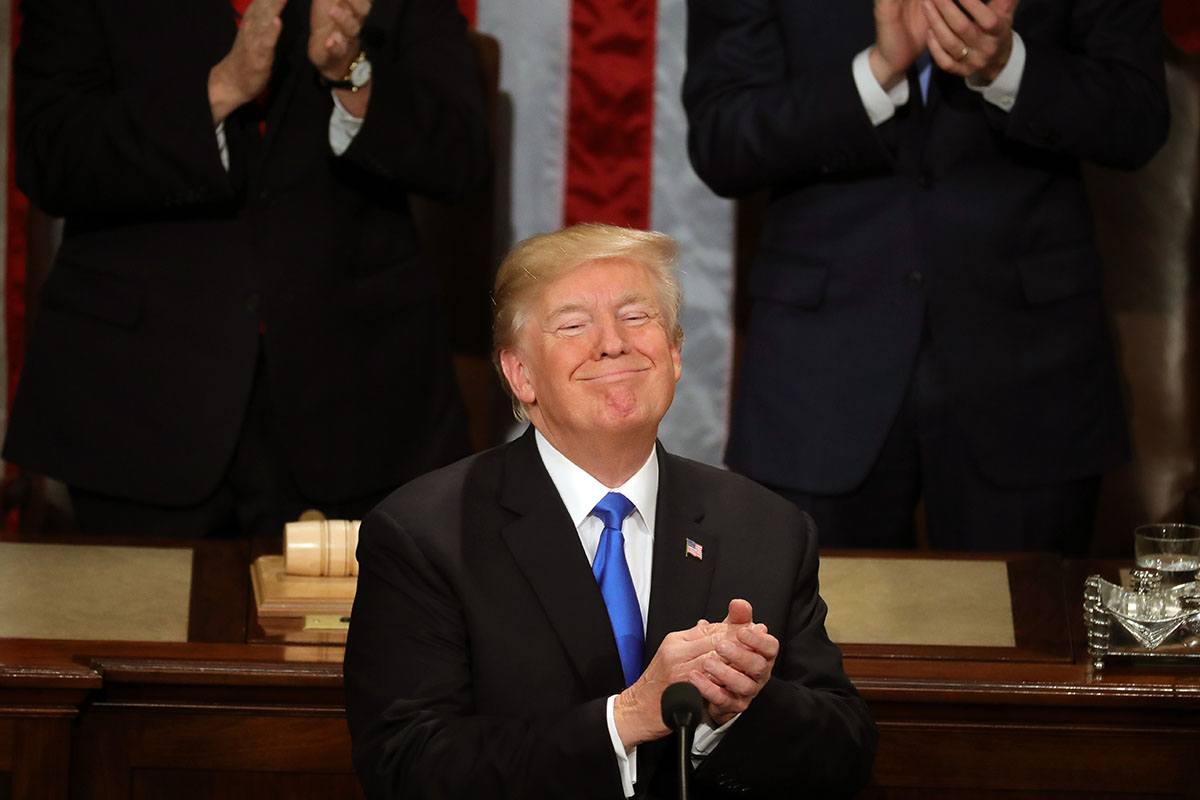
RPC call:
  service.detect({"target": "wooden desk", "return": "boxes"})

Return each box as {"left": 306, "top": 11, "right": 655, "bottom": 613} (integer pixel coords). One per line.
{"left": 1, "top": 543, "right": 1197, "bottom": 799}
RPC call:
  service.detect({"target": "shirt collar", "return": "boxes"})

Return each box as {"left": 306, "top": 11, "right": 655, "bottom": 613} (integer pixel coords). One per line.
{"left": 534, "top": 429, "right": 659, "bottom": 534}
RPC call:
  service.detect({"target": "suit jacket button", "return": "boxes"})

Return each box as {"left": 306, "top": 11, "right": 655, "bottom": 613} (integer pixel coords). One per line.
{"left": 245, "top": 292, "right": 262, "bottom": 312}
{"left": 906, "top": 270, "right": 924, "bottom": 288}
{"left": 917, "top": 172, "right": 933, "bottom": 189}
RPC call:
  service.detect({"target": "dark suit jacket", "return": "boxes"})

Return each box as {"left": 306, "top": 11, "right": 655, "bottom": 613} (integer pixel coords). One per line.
{"left": 683, "top": 0, "right": 1169, "bottom": 494}
{"left": 3, "top": 0, "right": 488, "bottom": 505}
{"left": 343, "top": 428, "right": 877, "bottom": 799}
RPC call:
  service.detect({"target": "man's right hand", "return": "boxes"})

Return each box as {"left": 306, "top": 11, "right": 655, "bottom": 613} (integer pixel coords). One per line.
{"left": 870, "top": 0, "right": 929, "bottom": 91}
{"left": 208, "top": 0, "right": 287, "bottom": 124}
{"left": 612, "top": 599, "right": 777, "bottom": 749}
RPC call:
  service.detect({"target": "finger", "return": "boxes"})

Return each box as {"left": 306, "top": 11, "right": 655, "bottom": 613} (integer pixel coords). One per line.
{"left": 346, "top": 0, "right": 372, "bottom": 20}
{"left": 324, "top": 31, "right": 351, "bottom": 59}
{"left": 723, "top": 598, "right": 754, "bottom": 627}
{"left": 958, "top": 0, "right": 1001, "bottom": 33}
{"left": 716, "top": 639, "right": 769, "bottom": 681}
{"left": 926, "top": 29, "right": 963, "bottom": 73}
{"left": 676, "top": 620, "right": 720, "bottom": 641}
{"left": 689, "top": 669, "right": 736, "bottom": 709}
{"left": 925, "top": 0, "right": 974, "bottom": 41}
{"left": 922, "top": 0, "right": 969, "bottom": 57}
{"left": 695, "top": 620, "right": 739, "bottom": 650}
{"left": 703, "top": 655, "right": 760, "bottom": 697}
{"left": 926, "top": 22, "right": 964, "bottom": 74}
{"left": 263, "top": 14, "right": 284, "bottom": 46}
{"left": 736, "top": 626, "right": 780, "bottom": 661}
{"left": 249, "top": 0, "right": 288, "bottom": 24}
{"left": 987, "top": 0, "right": 1019, "bottom": 21}
{"left": 243, "top": 15, "right": 282, "bottom": 65}
{"left": 659, "top": 629, "right": 732, "bottom": 664}
{"left": 329, "top": 3, "right": 364, "bottom": 38}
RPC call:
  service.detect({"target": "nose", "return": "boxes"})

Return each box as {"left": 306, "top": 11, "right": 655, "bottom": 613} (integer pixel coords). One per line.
{"left": 595, "top": 314, "right": 630, "bottom": 358}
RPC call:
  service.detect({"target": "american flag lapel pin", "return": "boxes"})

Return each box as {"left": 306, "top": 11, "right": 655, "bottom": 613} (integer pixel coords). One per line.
{"left": 685, "top": 538, "right": 703, "bottom": 560}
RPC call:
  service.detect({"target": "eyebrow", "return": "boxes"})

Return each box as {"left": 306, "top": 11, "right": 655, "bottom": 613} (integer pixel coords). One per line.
{"left": 546, "top": 292, "right": 657, "bottom": 321}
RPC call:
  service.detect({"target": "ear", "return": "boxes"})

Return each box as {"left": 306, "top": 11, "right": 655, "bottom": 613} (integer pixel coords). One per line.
{"left": 670, "top": 343, "right": 682, "bottom": 383}
{"left": 499, "top": 348, "right": 537, "bottom": 405}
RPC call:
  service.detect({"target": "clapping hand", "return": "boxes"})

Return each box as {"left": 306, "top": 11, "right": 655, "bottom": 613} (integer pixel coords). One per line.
{"left": 309, "top": 0, "right": 372, "bottom": 80}
{"left": 923, "top": 0, "right": 1019, "bottom": 84}
{"left": 208, "top": 0, "right": 287, "bottom": 123}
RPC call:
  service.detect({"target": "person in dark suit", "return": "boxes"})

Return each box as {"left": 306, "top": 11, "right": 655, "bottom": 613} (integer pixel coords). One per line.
{"left": 683, "top": 0, "right": 1169, "bottom": 552}
{"left": 4, "top": 0, "right": 489, "bottom": 537}
{"left": 343, "top": 223, "right": 877, "bottom": 799}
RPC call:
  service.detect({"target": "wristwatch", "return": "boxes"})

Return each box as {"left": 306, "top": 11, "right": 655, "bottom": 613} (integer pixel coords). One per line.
{"left": 319, "top": 51, "right": 372, "bottom": 93}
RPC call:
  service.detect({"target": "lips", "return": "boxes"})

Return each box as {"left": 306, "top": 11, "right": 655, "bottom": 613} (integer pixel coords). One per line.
{"left": 579, "top": 366, "right": 650, "bottom": 382}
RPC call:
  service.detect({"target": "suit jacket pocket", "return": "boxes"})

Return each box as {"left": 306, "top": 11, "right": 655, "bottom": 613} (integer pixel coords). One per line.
{"left": 748, "top": 251, "right": 830, "bottom": 309}
{"left": 40, "top": 260, "right": 144, "bottom": 329}
{"left": 1016, "top": 244, "right": 1102, "bottom": 305}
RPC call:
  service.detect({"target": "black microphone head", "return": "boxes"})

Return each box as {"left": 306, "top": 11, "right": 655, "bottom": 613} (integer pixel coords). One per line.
{"left": 661, "top": 681, "right": 704, "bottom": 731}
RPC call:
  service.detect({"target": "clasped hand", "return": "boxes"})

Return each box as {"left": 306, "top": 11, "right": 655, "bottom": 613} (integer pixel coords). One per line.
{"left": 613, "top": 599, "right": 779, "bottom": 749}
{"left": 872, "top": 0, "right": 1019, "bottom": 89}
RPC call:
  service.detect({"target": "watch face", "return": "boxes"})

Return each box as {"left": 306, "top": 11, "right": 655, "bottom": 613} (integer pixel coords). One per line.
{"left": 351, "top": 58, "right": 372, "bottom": 88}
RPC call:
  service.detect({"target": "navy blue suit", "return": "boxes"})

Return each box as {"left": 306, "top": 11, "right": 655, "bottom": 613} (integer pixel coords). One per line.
{"left": 683, "top": 0, "right": 1168, "bottom": 547}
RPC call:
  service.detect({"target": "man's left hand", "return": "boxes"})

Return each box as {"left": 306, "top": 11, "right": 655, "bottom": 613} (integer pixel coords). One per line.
{"left": 923, "top": 0, "right": 1019, "bottom": 84}
{"left": 691, "top": 599, "right": 779, "bottom": 725}
{"left": 309, "top": 0, "right": 371, "bottom": 79}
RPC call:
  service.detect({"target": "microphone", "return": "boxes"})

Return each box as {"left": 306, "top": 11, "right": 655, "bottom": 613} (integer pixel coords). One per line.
{"left": 661, "top": 682, "right": 703, "bottom": 800}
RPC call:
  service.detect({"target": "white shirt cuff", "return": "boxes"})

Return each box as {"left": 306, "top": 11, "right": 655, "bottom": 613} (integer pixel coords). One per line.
{"left": 329, "top": 92, "right": 365, "bottom": 155}
{"left": 967, "top": 31, "right": 1024, "bottom": 112}
{"left": 853, "top": 46, "right": 909, "bottom": 127}
{"left": 215, "top": 121, "right": 229, "bottom": 172}
{"left": 606, "top": 695, "right": 637, "bottom": 798}
{"left": 692, "top": 712, "right": 740, "bottom": 764}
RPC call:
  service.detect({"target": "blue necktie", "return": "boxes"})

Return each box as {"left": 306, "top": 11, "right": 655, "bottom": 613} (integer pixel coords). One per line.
{"left": 916, "top": 50, "right": 933, "bottom": 102}
{"left": 591, "top": 492, "right": 643, "bottom": 686}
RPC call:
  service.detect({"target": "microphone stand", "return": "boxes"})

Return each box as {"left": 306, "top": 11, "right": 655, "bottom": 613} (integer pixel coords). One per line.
{"left": 661, "top": 682, "right": 703, "bottom": 800}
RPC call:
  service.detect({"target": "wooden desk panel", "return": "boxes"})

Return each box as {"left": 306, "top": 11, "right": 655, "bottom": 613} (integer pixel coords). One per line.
{"left": 3, "top": 543, "right": 1199, "bottom": 799}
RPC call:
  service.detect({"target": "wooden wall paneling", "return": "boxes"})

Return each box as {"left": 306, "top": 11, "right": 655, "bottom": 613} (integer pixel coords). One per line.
{"left": 10, "top": 717, "right": 71, "bottom": 800}
{"left": 0, "top": 717, "right": 10, "bottom": 800}
{"left": 0, "top": 647, "right": 94, "bottom": 800}
{"left": 869, "top": 718, "right": 1200, "bottom": 796}
{"left": 129, "top": 770, "right": 361, "bottom": 800}
{"left": 72, "top": 708, "right": 358, "bottom": 800}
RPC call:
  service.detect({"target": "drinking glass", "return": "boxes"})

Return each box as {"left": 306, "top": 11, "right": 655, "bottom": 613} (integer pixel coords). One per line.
{"left": 1134, "top": 523, "right": 1200, "bottom": 586}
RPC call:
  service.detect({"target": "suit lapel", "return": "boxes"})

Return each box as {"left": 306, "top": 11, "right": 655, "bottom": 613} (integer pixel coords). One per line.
{"left": 644, "top": 445, "right": 717, "bottom": 655}
{"left": 499, "top": 430, "right": 628, "bottom": 697}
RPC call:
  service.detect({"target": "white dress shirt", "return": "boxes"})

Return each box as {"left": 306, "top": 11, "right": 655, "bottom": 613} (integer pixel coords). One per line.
{"left": 534, "top": 430, "right": 734, "bottom": 798}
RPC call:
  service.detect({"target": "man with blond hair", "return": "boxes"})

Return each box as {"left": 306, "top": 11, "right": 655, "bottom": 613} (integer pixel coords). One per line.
{"left": 345, "top": 223, "right": 876, "bottom": 799}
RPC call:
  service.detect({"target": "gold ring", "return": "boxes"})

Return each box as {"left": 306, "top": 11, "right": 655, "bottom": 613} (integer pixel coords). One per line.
{"left": 958, "top": 46, "right": 970, "bottom": 60}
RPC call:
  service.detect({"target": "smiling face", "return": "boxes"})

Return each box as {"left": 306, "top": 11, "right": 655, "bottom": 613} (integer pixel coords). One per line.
{"left": 499, "top": 257, "right": 682, "bottom": 457}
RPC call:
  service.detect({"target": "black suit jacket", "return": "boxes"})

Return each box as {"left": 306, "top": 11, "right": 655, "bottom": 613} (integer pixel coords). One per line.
{"left": 683, "top": 0, "right": 1169, "bottom": 494}
{"left": 344, "top": 428, "right": 877, "bottom": 799}
{"left": 3, "top": 0, "right": 488, "bottom": 505}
